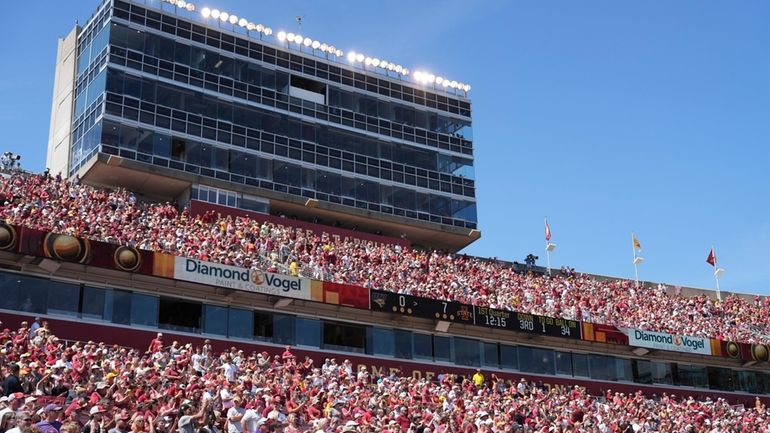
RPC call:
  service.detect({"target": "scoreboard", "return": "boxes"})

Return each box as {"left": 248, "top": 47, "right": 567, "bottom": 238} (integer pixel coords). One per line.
{"left": 370, "top": 290, "right": 581, "bottom": 339}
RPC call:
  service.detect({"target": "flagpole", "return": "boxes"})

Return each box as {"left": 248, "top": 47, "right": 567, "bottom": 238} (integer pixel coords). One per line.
{"left": 712, "top": 244, "right": 721, "bottom": 301}
{"left": 632, "top": 233, "right": 639, "bottom": 288}
{"left": 545, "top": 218, "right": 551, "bottom": 276}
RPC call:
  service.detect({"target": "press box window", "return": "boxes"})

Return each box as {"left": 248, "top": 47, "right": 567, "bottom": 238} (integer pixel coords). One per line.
{"left": 289, "top": 75, "right": 326, "bottom": 105}
{"left": 323, "top": 321, "right": 365, "bottom": 353}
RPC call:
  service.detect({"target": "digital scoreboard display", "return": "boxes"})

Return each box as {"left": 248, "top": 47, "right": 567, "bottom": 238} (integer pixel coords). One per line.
{"left": 370, "top": 290, "right": 581, "bottom": 339}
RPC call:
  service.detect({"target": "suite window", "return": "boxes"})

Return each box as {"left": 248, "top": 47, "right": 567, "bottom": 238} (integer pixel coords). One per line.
{"left": 202, "top": 305, "right": 228, "bottom": 336}
{"left": 295, "top": 317, "right": 320, "bottom": 348}
{"left": 272, "top": 314, "right": 295, "bottom": 345}
{"left": 323, "top": 321, "right": 365, "bottom": 353}
{"left": 228, "top": 307, "right": 253, "bottom": 339}
{"left": 131, "top": 293, "right": 158, "bottom": 327}
{"left": 111, "top": 289, "right": 132, "bottom": 325}
{"left": 158, "top": 297, "right": 202, "bottom": 333}
{"left": 500, "top": 345, "right": 518, "bottom": 370}
{"left": 519, "top": 347, "right": 555, "bottom": 375}
{"left": 413, "top": 334, "right": 432, "bottom": 360}
{"left": 555, "top": 352, "right": 573, "bottom": 376}
{"left": 482, "top": 342, "right": 498, "bottom": 368}
{"left": 675, "top": 364, "right": 708, "bottom": 388}
{"left": 394, "top": 330, "right": 412, "bottom": 359}
{"left": 572, "top": 353, "right": 590, "bottom": 377}
{"left": 47, "top": 281, "right": 80, "bottom": 317}
{"left": 453, "top": 337, "right": 480, "bottom": 367}
{"left": 81, "top": 286, "right": 109, "bottom": 321}
{"left": 18, "top": 276, "right": 49, "bottom": 315}
{"left": 253, "top": 311, "right": 273, "bottom": 341}
{"left": 370, "top": 327, "right": 395, "bottom": 357}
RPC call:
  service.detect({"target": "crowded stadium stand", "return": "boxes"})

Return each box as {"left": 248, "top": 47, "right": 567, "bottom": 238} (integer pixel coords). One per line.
{"left": 0, "top": 0, "right": 766, "bottom": 432}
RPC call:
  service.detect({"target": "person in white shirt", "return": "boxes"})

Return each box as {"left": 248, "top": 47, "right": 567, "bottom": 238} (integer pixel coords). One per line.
{"left": 226, "top": 397, "right": 245, "bottom": 433}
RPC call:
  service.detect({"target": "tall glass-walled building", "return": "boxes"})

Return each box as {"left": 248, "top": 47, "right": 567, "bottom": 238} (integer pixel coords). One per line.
{"left": 47, "top": 0, "right": 479, "bottom": 250}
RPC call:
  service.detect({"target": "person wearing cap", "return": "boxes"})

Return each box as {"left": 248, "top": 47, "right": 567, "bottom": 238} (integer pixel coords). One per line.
{"left": 226, "top": 396, "right": 245, "bottom": 433}
{"left": 29, "top": 317, "right": 41, "bottom": 341}
{"left": 37, "top": 404, "right": 64, "bottom": 433}
{"left": 147, "top": 334, "right": 163, "bottom": 354}
{"left": 177, "top": 399, "right": 209, "bottom": 433}
{"left": 83, "top": 406, "right": 106, "bottom": 433}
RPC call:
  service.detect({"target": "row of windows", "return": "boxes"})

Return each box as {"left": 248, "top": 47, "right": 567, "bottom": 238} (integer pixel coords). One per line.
{"left": 113, "top": 1, "right": 472, "bottom": 114}
{"left": 190, "top": 185, "right": 269, "bottom": 214}
{"left": 103, "top": 70, "right": 476, "bottom": 190}
{"left": 1, "top": 269, "right": 768, "bottom": 395}
{"left": 108, "top": 22, "right": 472, "bottom": 141}
{"left": 76, "top": 0, "right": 111, "bottom": 77}
{"left": 106, "top": 29, "right": 474, "bottom": 156}
{"left": 101, "top": 120, "right": 479, "bottom": 225}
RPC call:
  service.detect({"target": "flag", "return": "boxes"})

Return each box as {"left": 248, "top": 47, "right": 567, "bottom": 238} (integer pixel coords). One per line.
{"left": 545, "top": 220, "right": 551, "bottom": 242}
{"left": 632, "top": 234, "right": 641, "bottom": 251}
{"left": 706, "top": 248, "right": 716, "bottom": 267}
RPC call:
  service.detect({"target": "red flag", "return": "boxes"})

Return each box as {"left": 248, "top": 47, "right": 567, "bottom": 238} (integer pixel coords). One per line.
{"left": 545, "top": 220, "right": 551, "bottom": 242}
{"left": 706, "top": 248, "right": 716, "bottom": 267}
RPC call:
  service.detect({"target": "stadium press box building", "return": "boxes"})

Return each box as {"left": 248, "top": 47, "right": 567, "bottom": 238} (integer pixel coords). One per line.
{"left": 47, "top": 0, "right": 479, "bottom": 251}
{"left": 22, "top": 0, "right": 770, "bottom": 405}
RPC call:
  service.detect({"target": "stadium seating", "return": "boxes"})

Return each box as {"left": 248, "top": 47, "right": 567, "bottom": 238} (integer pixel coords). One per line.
{"left": 0, "top": 321, "right": 767, "bottom": 433}
{"left": 1, "top": 171, "right": 770, "bottom": 346}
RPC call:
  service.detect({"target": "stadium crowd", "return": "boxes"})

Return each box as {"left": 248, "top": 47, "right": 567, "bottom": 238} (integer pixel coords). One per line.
{"left": 1, "top": 171, "right": 770, "bottom": 345}
{"left": 1, "top": 320, "right": 769, "bottom": 433}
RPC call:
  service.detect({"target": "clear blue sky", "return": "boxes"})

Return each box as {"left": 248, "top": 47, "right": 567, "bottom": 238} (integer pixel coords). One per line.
{"left": 1, "top": 1, "right": 769, "bottom": 294}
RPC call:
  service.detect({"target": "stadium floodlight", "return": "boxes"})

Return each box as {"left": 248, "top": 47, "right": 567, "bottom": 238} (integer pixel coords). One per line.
{"left": 246, "top": 22, "right": 255, "bottom": 30}
{"left": 263, "top": 28, "right": 272, "bottom": 36}
{"left": 347, "top": 52, "right": 357, "bottom": 62}
{"left": 277, "top": 31, "right": 287, "bottom": 42}
{"left": 463, "top": 84, "right": 471, "bottom": 92}
{"left": 546, "top": 242, "right": 556, "bottom": 252}
{"left": 450, "top": 80, "right": 458, "bottom": 88}
{"left": 442, "top": 80, "right": 450, "bottom": 87}
{"left": 294, "top": 35, "right": 303, "bottom": 45}
{"left": 238, "top": 18, "right": 248, "bottom": 27}
{"left": 372, "top": 58, "right": 380, "bottom": 67}
{"left": 334, "top": 49, "right": 343, "bottom": 57}
{"left": 186, "top": 3, "right": 195, "bottom": 11}
{"left": 715, "top": 268, "right": 726, "bottom": 278}
{"left": 287, "top": 32, "right": 296, "bottom": 42}
{"left": 633, "top": 257, "right": 644, "bottom": 265}
{"left": 356, "top": 53, "right": 365, "bottom": 62}
{"left": 177, "top": 1, "right": 186, "bottom": 9}
{"left": 219, "top": 12, "right": 229, "bottom": 22}
{"left": 210, "top": 9, "right": 220, "bottom": 19}
{"left": 201, "top": 7, "right": 211, "bottom": 18}
{"left": 402, "top": 68, "right": 409, "bottom": 75}
{"left": 303, "top": 37, "right": 312, "bottom": 47}
{"left": 364, "top": 57, "right": 373, "bottom": 65}
{"left": 229, "top": 15, "right": 238, "bottom": 24}
{"left": 256, "top": 24, "right": 264, "bottom": 32}
{"left": 395, "top": 65, "right": 403, "bottom": 73}
{"left": 321, "top": 43, "right": 329, "bottom": 52}
{"left": 312, "top": 40, "right": 321, "bottom": 49}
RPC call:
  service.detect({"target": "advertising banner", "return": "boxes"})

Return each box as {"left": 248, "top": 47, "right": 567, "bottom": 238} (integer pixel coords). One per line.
{"left": 173, "top": 256, "right": 311, "bottom": 299}
{"left": 622, "top": 328, "right": 712, "bottom": 355}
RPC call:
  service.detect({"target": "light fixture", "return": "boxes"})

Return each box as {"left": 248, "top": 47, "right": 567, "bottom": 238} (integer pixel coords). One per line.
{"left": 201, "top": 7, "right": 211, "bottom": 18}
{"left": 395, "top": 65, "right": 403, "bottom": 73}
{"left": 229, "top": 15, "right": 238, "bottom": 24}
{"left": 463, "top": 84, "right": 471, "bottom": 92}
{"left": 294, "top": 34, "right": 303, "bottom": 44}
{"left": 186, "top": 3, "right": 195, "bottom": 11}
{"left": 263, "top": 28, "right": 272, "bottom": 36}
{"left": 277, "top": 31, "right": 287, "bottom": 41}
{"left": 219, "top": 11, "right": 229, "bottom": 22}
{"left": 177, "top": 0, "right": 186, "bottom": 8}
{"left": 321, "top": 43, "right": 329, "bottom": 52}
{"left": 210, "top": 9, "right": 220, "bottom": 19}
{"left": 286, "top": 32, "right": 295, "bottom": 42}
{"left": 334, "top": 49, "right": 343, "bottom": 57}
{"left": 238, "top": 18, "right": 247, "bottom": 27}
{"left": 246, "top": 22, "right": 255, "bottom": 30}
{"left": 364, "top": 57, "right": 372, "bottom": 65}
{"left": 347, "top": 52, "right": 357, "bottom": 62}
{"left": 311, "top": 40, "right": 320, "bottom": 49}
{"left": 356, "top": 53, "right": 364, "bottom": 62}
{"left": 256, "top": 24, "right": 264, "bottom": 32}
{"left": 303, "top": 37, "right": 312, "bottom": 47}
{"left": 372, "top": 58, "right": 380, "bottom": 67}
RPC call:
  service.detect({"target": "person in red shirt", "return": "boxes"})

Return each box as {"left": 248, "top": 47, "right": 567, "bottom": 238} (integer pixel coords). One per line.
{"left": 147, "top": 333, "right": 163, "bottom": 354}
